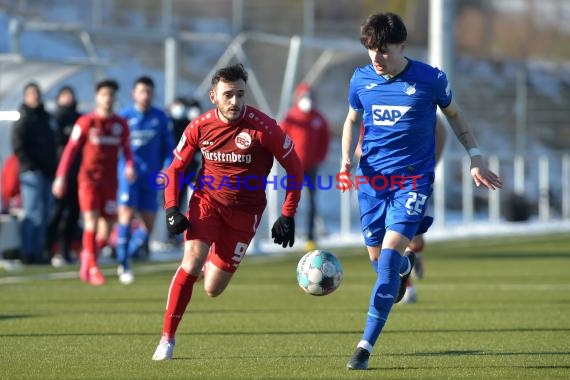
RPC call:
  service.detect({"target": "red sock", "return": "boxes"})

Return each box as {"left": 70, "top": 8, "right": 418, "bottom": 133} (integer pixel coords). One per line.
{"left": 83, "top": 230, "right": 97, "bottom": 268}
{"left": 162, "top": 267, "right": 197, "bottom": 341}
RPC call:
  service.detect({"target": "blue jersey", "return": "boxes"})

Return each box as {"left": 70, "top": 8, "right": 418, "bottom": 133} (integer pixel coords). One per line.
{"left": 349, "top": 59, "right": 452, "bottom": 180}
{"left": 119, "top": 105, "right": 174, "bottom": 176}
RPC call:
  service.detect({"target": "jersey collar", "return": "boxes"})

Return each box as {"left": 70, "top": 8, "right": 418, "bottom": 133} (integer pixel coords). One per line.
{"left": 379, "top": 58, "right": 412, "bottom": 82}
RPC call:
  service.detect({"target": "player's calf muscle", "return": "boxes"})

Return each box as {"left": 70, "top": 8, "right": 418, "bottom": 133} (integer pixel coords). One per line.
{"left": 181, "top": 242, "right": 209, "bottom": 274}
{"left": 203, "top": 280, "right": 228, "bottom": 297}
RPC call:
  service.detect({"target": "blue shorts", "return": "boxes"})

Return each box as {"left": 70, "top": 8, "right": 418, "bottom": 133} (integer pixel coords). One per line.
{"left": 416, "top": 215, "right": 434, "bottom": 236}
{"left": 118, "top": 175, "right": 159, "bottom": 212}
{"left": 358, "top": 173, "right": 433, "bottom": 246}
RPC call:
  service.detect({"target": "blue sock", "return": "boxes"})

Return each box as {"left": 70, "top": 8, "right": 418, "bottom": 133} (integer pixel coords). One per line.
{"left": 128, "top": 227, "right": 149, "bottom": 257}
{"left": 116, "top": 223, "right": 130, "bottom": 269}
{"left": 370, "top": 252, "right": 406, "bottom": 274}
{"left": 362, "top": 248, "right": 402, "bottom": 347}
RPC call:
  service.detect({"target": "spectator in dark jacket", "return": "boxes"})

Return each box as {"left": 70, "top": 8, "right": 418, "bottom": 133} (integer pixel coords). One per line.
{"left": 11, "top": 82, "right": 57, "bottom": 264}
{"left": 168, "top": 97, "right": 202, "bottom": 215}
{"left": 281, "top": 83, "right": 331, "bottom": 251}
{"left": 45, "top": 86, "right": 82, "bottom": 266}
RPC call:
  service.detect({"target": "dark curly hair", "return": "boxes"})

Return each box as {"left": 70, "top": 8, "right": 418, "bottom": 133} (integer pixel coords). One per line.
{"left": 211, "top": 63, "right": 248, "bottom": 88}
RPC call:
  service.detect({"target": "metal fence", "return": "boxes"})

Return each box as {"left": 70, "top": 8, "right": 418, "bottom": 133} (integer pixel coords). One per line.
{"left": 1, "top": 3, "right": 569, "bottom": 256}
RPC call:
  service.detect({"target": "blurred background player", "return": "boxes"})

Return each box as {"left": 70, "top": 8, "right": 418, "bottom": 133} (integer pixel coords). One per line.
{"left": 152, "top": 63, "right": 303, "bottom": 361}
{"left": 11, "top": 82, "right": 57, "bottom": 265}
{"left": 115, "top": 76, "right": 174, "bottom": 284}
{"left": 52, "top": 79, "right": 135, "bottom": 286}
{"left": 340, "top": 13, "right": 503, "bottom": 370}
{"left": 45, "top": 85, "right": 82, "bottom": 267}
{"left": 170, "top": 97, "right": 202, "bottom": 144}
{"left": 168, "top": 97, "right": 203, "bottom": 216}
{"left": 1, "top": 153, "right": 21, "bottom": 213}
{"left": 281, "top": 82, "right": 330, "bottom": 251}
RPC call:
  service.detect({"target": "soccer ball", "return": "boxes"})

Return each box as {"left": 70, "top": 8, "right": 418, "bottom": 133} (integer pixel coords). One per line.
{"left": 296, "top": 250, "right": 343, "bottom": 296}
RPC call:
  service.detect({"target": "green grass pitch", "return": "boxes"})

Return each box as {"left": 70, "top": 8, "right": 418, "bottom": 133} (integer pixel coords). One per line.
{"left": 1, "top": 233, "right": 569, "bottom": 379}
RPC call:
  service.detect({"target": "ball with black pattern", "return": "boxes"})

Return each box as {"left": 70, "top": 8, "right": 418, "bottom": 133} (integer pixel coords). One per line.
{"left": 296, "top": 250, "right": 343, "bottom": 296}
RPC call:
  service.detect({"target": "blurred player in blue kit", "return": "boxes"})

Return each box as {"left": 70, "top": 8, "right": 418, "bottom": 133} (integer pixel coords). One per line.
{"left": 116, "top": 76, "right": 174, "bottom": 284}
{"left": 340, "top": 13, "right": 503, "bottom": 370}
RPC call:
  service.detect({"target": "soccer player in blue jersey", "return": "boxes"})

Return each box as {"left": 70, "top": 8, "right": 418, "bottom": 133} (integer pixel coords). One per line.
{"left": 340, "top": 13, "right": 503, "bottom": 370}
{"left": 117, "top": 76, "right": 175, "bottom": 284}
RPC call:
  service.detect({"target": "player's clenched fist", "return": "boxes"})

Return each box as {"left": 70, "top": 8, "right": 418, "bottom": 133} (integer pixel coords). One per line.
{"left": 165, "top": 207, "right": 191, "bottom": 235}
{"left": 271, "top": 215, "right": 295, "bottom": 248}
{"left": 52, "top": 176, "right": 67, "bottom": 199}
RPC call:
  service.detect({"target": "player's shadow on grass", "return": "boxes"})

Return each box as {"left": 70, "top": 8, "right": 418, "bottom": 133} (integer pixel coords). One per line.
{"left": 386, "top": 327, "right": 570, "bottom": 334}
{"left": 1, "top": 330, "right": 363, "bottom": 337}
{"left": 173, "top": 353, "right": 349, "bottom": 361}
{"left": 450, "top": 252, "right": 570, "bottom": 260}
{"left": 4, "top": 327, "right": 570, "bottom": 338}
{"left": 0, "top": 314, "right": 34, "bottom": 320}
{"left": 386, "top": 350, "right": 570, "bottom": 358}
{"left": 413, "top": 350, "right": 484, "bottom": 356}
{"left": 372, "top": 364, "right": 570, "bottom": 371}
{"left": 16, "top": 297, "right": 167, "bottom": 304}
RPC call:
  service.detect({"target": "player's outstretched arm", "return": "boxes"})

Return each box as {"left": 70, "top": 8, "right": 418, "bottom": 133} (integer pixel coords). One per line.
{"left": 353, "top": 123, "right": 364, "bottom": 163}
{"left": 340, "top": 108, "right": 357, "bottom": 174}
{"left": 120, "top": 119, "right": 137, "bottom": 183}
{"left": 263, "top": 121, "right": 303, "bottom": 247}
{"left": 340, "top": 108, "right": 362, "bottom": 175}
{"left": 52, "top": 122, "right": 86, "bottom": 198}
{"left": 441, "top": 100, "right": 503, "bottom": 190}
{"left": 273, "top": 140, "right": 302, "bottom": 248}
{"left": 162, "top": 125, "right": 198, "bottom": 235}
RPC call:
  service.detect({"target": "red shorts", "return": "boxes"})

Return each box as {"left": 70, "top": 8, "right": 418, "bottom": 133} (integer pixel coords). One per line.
{"left": 185, "top": 192, "right": 262, "bottom": 273}
{"left": 78, "top": 181, "right": 118, "bottom": 218}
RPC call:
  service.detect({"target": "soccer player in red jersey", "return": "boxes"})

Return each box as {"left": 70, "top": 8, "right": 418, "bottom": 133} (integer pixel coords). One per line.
{"left": 152, "top": 64, "right": 303, "bottom": 361}
{"left": 52, "top": 79, "right": 135, "bottom": 286}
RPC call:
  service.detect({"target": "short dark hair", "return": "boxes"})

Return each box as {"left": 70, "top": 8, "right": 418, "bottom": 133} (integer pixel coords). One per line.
{"left": 134, "top": 76, "right": 154, "bottom": 89}
{"left": 95, "top": 79, "right": 119, "bottom": 93}
{"left": 360, "top": 12, "right": 407, "bottom": 50}
{"left": 211, "top": 63, "right": 248, "bottom": 88}
{"left": 23, "top": 81, "right": 41, "bottom": 94}
{"left": 57, "top": 85, "right": 77, "bottom": 105}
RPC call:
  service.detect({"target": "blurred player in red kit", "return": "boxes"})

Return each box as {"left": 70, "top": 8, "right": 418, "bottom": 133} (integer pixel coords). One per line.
{"left": 52, "top": 79, "right": 135, "bottom": 286}
{"left": 152, "top": 63, "right": 303, "bottom": 361}
{"left": 281, "top": 83, "right": 330, "bottom": 251}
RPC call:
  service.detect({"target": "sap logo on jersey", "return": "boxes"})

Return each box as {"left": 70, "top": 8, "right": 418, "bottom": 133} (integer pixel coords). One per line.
{"left": 235, "top": 131, "right": 251, "bottom": 149}
{"left": 371, "top": 105, "right": 411, "bottom": 126}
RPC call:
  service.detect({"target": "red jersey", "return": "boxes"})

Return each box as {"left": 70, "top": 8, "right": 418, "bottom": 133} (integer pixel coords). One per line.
{"left": 1, "top": 154, "right": 20, "bottom": 206}
{"left": 56, "top": 112, "right": 133, "bottom": 188}
{"left": 164, "top": 105, "right": 303, "bottom": 217}
{"left": 281, "top": 107, "right": 330, "bottom": 171}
